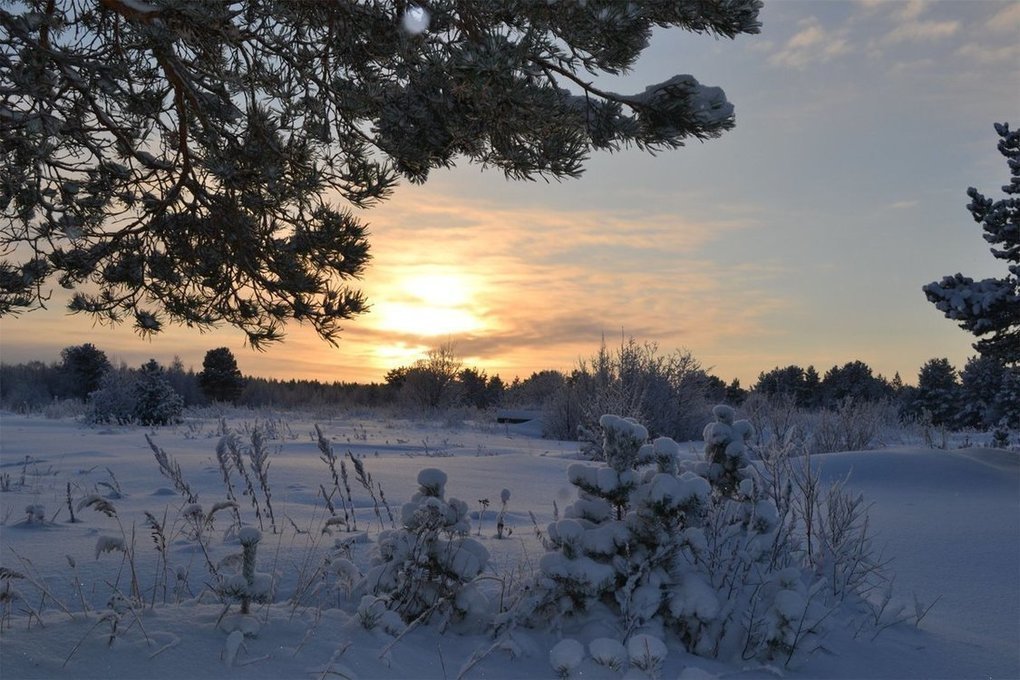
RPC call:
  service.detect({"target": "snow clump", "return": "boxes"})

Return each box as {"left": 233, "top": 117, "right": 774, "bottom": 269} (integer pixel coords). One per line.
{"left": 549, "top": 638, "right": 585, "bottom": 678}
{"left": 590, "top": 637, "right": 628, "bottom": 671}
{"left": 628, "top": 633, "right": 668, "bottom": 674}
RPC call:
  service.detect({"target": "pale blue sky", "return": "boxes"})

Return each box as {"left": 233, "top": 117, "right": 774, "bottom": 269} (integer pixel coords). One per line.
{"left": 1, "top": 0, "right": 1017, "bottom": 385}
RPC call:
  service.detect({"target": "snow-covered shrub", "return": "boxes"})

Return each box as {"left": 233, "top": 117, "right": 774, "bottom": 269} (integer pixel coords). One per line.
{"left": 219, "top": 527, "right": 273, "bottom": 620}
{"left": 24, "top": 504, "right": 45, "bottom": 524}
{"left": 356, "top": 595, "right": 404, "bottom": 634}
{"left": 84, "top": 368, "right": 138, "bottom": 425}
{"left": 521, "top": 408, "right": 836, "bottom": 664}
{"left": 132, "top": 360, "right": 184, "bottom": 426}
{"left": 355, "top": 468, "right": 489, "bottom": 626}
{"left": 84, "top": 360, "right": 184, "bottom": 426}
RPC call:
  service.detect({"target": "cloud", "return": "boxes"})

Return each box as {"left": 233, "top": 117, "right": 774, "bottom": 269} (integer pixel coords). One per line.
{"left": 889, "top": 200, "right": 919, "bottom": 210}
{"left": 882, "top": 18, "right": 959, "bottom": 44}
{"left": 769, "top": 17, "right": 854, "bottom": 69}
{"left": 955, "top": 42, "right": 1020, "bottom": 65}
{"left": 986, "top": 2, "right": 1020, "bottom": 33}
{"left": 330, "top": 190, "right": 788, "bottom": 379}
{"left": 895, "top": 0, "right": 927, "bottom": 22}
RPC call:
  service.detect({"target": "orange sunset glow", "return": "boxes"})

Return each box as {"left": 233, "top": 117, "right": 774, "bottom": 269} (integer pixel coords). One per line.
{"left": 1, "top": 1, "right": 1017, "bottom": 388}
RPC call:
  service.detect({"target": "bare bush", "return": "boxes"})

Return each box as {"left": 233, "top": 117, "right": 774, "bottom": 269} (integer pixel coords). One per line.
{"left": 809, "top": 399, "right": 895, "bottom": 454}
{"left": 545, "top": 337, "right": 712, "bottom": 454}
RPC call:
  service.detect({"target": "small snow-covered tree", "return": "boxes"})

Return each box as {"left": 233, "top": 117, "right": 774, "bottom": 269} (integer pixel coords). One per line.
{"left": 133, "top": 359, "right": 184, "bottom": 426}
{"left": 522, "top": 408, "right": 846, "bottom": 663}
{"left": 924, "top": 123, "right": 1019, "bottom": 366}
{"left": 356, "top": 468, "right": 489, "bottom": 626}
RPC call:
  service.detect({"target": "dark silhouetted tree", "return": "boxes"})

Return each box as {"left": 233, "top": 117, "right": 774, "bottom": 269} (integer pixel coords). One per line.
{"left": 924, "top": 123, "right": 1019, "bottom": 365}
{"left": 198, "top": 347, "right": 244, "bottom": 403}
{"left": 1, "top": 1, "right": 761, "bottom": 346}
{"left": 753, "top": 365, "right": 820, "bottom": 408}
{"left": 820, "top": 361, "right": 891, "bottom": 407}
{"left": 725, "top": 378, "right": 748, "bottom": 405}
{"left": 59, "top": 343, "right": 111, "bottom": 400}
{"left": 458, "top": 367, "right": 493, "bottom": 410}
{"left": 908, "top": 358, "right": 961, "bottom": 427}
{"left": 958, "top": 355, "right": 1007, "bottom": 429}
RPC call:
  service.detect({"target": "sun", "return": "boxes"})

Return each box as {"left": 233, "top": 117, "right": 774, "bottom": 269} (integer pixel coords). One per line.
{"left": 372, "top": 272, "right": 487, "bottom": 337}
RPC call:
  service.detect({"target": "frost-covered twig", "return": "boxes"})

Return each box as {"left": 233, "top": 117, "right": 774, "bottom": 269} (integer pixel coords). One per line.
{"left": 247, "top": 430, "right": 277, "bottom": 533}
{"left": 146, "top": 435, "right": 197, "bottom": 503}
{"left": 8, "top": 547, "right": 73, "bottom": 620}
{"left": 214, "top": 435, "right": 244, "bottom": 532}
{"left": 348, "top": 451, "right": 391, "bottom": 530}
{"left": 316, "top": 425, "right": 355, "bottom": 531}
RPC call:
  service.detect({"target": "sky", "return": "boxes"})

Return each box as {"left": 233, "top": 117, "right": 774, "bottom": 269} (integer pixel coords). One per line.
{"left": 1, "top": 0, "right": 1018, "bottom": 386}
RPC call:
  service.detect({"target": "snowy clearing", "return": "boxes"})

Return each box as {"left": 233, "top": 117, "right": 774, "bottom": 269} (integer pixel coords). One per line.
{"left": 0, "top": 412, "right": 1017, "bottom": 679}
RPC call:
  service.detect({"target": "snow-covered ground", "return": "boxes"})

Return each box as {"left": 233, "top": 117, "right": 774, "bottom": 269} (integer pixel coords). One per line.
{"left": 0, "top": 412, "right": 1017, "bottom": 679}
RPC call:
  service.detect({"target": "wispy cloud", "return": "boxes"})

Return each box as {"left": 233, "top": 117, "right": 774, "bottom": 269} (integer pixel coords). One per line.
{"left": 769, "top": 17, "right": 852, "bottom": 69}
{"left": 882, "top": 18, "right": 959, "bottom": 44}
{"left": 955, "top": 42, "right": 1020, "bottom": 65}
{"left": 328, "top": 190, "right": 788, "bottom": 378}
{"left": 986, "top": 2, "right": 1020, "bottom": 33}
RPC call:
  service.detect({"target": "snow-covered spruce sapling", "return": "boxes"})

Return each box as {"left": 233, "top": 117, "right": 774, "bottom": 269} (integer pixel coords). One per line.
{"left": 219, "top": 527, "right": 273, "bottom": 630}
{"left": 355, "top": 468, "right": 489, "bottom": 627}
{"left": 497, "top": 488, "right": 511, "bottom": 539}
{"left": 702, "top": 405, "right": 754, "bottom": 497}
{"left": 238, "top": 528, "right": 259, "bottom": 614}
{"left": 527, "top": 414, "right": 709, "bottom": 635}
{"left": 24, "top": 504, "right": 45, "bottom": 524}
{"left": 477, "top": 498, "right": 490, "bottom": 536}
{"left": 525, "top": 409, "right": 830, "bottom": 663}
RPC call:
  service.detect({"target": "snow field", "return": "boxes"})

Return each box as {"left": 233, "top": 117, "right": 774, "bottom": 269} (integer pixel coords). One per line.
{"left": 0, "top": 412, "right": 1016, "bottom": 679}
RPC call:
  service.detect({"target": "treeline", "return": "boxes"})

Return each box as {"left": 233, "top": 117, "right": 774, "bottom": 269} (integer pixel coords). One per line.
{"left": 1, "top": 340, "right": 1017, "bottom": 439}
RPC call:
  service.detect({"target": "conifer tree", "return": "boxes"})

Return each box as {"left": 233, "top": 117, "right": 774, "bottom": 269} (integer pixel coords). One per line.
{"left": 1, "top": 1, "right": 761, "bottom": 346}
{"left": 199, "top": 347, "right": 245, "bottom": 404}
{"left": 133, "top": 359, "right": 184, "bottom": 425}
{"left": 59, "top": 343, "right": 111, "bottom": 400}
{"left": 909, "top": 358, "right": 961, "bottom": 428}
{"left": 924, "top": 123, "right": 1019, "bottom": 365}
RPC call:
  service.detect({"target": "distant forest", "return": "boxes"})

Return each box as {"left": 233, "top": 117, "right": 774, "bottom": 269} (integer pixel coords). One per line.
{"left": 2, "top": 339, "right": 1017, "bottom": 440}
